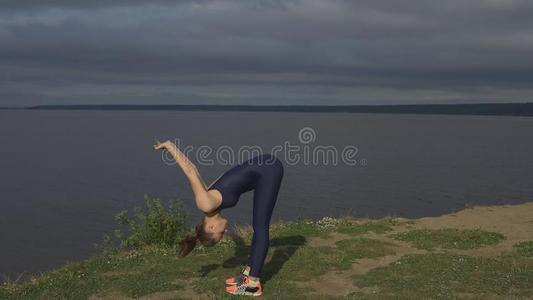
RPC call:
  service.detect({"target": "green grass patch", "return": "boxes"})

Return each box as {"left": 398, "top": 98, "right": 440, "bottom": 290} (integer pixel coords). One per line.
{"left": 1, "top": 243, "right": 234, "bottom": 299}
{"left": 112, "top": 268, "right": 182, "bottom": 297}
{"left": 269, "top": 216, "right": 405, "bottom": 240}
{"left": 188, "top": 241, "right": 337, "bottom": 299}
{"left": 269, "top": 219, "right": 329, "bottom": 239}
{"left": 514, "top": 240, "right": 533, "bottom": 257}
{"left": 275, "top": 246, "right": 342, "bottom": 281}
{"left": 391, "top": 228, "right": 505, "bottom": 250}
{"left": 354, "top": 252, "right": 533, "bottom": 299}
{"left": 336, "top": 217, "right": 399, "bottom": 235}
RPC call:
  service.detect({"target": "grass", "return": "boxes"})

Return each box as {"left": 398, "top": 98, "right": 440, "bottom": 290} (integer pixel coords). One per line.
{"left": 336, "top": 216, "right": 401, "bottom": 235}
{"left": 0, "top": 215, "right": 401, "bottom": 299}
{"left": 390, "top": 228, "right": 505, "bottom": 250}
{"left": 3, "top": 198, "right": 533, "bottom": 299}
{"left": 268, "top": 215, "right": 406, "bottom": 239}
{"left": 514, "top": 240, "right": 533, "bottom": 257}
{"left": 354, "top": 252, "right": 533, "bottom": 299}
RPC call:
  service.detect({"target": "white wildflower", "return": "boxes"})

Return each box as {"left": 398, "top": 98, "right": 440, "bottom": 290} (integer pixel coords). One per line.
{"left": 316, "top": 216, "right": 339, "bottom": 229}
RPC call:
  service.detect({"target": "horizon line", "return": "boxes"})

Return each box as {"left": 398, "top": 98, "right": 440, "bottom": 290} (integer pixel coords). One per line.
{"left": 0, "top": 102, "right": 531, "bottom": 117}
{"left": 0, "top": 101, "right": 530, "bottom": 109}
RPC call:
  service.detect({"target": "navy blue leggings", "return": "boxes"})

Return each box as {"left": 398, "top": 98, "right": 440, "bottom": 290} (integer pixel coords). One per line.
{"left": 208, "top": 154, "right": 284, "bottom": 277}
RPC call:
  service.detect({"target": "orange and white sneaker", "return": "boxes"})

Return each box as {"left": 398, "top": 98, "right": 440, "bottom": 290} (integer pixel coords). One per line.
{"left": 225, "top": 267, "right": 249, "bottom": 286}
{"left": 225, "top": 276, "right": 263, "bottom": 296}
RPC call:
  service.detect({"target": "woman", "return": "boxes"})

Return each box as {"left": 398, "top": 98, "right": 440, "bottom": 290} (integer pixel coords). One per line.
{"left": 153, "top": 139, "right": 284, "bottom": 297}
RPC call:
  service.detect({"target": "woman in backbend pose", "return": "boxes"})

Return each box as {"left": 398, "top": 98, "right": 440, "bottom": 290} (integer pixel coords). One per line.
{"left": 153, "top": 139, "right": 284, "bottom": 297}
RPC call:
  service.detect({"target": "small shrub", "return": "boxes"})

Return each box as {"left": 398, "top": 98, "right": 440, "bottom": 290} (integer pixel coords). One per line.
{"left": 113, "top": 194, "right": 189, "bottom": 249}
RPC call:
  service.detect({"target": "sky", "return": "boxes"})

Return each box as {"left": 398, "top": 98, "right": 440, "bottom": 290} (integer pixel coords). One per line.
{"left": 1, "top": 0, "right": 533, "bottom": 106}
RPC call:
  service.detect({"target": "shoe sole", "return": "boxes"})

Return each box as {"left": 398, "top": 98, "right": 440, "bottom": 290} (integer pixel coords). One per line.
{"left": 225, "top": 290, "right": 262, "bottom": 297}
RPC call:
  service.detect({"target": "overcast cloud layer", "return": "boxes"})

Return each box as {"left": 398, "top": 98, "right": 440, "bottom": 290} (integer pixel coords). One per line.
{"left": 1, "top": 0, "right": 533, "bottom": 106}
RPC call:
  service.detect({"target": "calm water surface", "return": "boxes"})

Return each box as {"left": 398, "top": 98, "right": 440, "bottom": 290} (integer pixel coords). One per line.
{"left": 1, "top": 110, "right": 532, "bottom": 279}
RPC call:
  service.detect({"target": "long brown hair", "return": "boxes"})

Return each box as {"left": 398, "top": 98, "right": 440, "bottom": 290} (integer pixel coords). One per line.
{"left": 178, "top": 220, "right": 218, "bottom": 257}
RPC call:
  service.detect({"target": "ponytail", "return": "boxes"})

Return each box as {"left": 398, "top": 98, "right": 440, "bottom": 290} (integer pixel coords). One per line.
{"left": 178, "top": 234, "right": 198, "bottom": 257}
{"left": 178, "top": 220, "right": 220, "bottom": 257}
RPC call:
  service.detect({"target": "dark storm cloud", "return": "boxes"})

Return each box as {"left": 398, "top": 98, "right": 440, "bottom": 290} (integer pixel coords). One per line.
{"left": 0, "top": 0, "right": 206, "bottom": 10}
{"left": 1, "top": 0, "right": 533, "bottom": 105}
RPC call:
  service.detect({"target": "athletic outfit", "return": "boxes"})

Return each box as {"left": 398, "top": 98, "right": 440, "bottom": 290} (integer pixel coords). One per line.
{"left": 208, "top": 153, "right": 284, "bottom": 278}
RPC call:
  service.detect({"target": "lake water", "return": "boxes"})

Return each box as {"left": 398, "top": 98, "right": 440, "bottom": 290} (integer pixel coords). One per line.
{"left": 1, "top": 110, "right": 532, "bottom": 279}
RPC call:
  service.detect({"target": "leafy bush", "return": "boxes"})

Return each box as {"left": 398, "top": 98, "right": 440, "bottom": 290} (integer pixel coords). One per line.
{"left": 111, "top": 194, "right": 189, "bottom": 249}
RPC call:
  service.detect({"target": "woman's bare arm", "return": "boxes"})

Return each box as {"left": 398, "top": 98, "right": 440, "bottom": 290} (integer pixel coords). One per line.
{"left": 153, "top": 139, "right": 220, "bottom": 213}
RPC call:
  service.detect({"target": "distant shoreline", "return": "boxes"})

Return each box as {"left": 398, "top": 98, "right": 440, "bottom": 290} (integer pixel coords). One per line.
{"left": 1, "top": 103, "right": 533, "bottom": 116}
